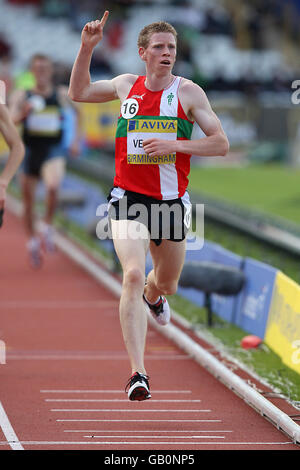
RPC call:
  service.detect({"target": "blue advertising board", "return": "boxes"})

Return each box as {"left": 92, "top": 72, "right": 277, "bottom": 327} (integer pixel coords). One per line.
{"left": 234, "top": 257, "right": 278, "bottom": 338}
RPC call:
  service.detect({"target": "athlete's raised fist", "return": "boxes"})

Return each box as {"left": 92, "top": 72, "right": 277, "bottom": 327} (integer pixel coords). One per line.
{"left": 81, "top": 10, "right": 109, "bottom": 49}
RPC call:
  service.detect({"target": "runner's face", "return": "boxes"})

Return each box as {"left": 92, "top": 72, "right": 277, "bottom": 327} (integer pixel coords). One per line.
{"left": 31, "top": 59, "right": 53, "bottom": 86}
{"left": 140, "top": 32, "right": 176, "bottom": 72}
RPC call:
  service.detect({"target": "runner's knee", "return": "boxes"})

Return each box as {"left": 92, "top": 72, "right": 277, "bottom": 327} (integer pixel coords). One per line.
{"left": 47, "top": 186, "right": 58, "bottom": 196}
{"left": 42, "top": 158, "right": 65, "bottom": 189}
{"left": 123, "top": 267, "right": 145, "bottom": 291}
{"left": 44, "top": 178, "right": 60, "bottom": 192}
{"left": 156, "top": 279, "right": 178, "bottom": 296}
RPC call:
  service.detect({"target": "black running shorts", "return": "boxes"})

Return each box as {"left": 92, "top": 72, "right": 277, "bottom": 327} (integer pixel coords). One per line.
{"left": 107, "top": 187, "right": 191, "bottom": 246}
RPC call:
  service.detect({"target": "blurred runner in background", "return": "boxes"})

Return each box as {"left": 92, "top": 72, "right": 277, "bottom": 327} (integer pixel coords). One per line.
{"left": 9, "top": 54, "right": 82, "bottom": 267}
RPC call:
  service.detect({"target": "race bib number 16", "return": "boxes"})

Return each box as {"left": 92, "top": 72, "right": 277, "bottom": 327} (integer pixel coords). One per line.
{"left": 121, "top": 98, "right": 139, "bottom": 119}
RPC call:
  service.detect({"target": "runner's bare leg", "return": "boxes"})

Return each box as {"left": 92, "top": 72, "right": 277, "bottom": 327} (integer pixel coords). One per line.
{"left": 111, "top": 219, "right": 150, "bottom": 375}
{"left": 145, "top": 238, "right": 186, "bottom": 303}
{"left": 21, "top": 174, "right": 38, "bottom": 237}
{"left": 41, "top": 157, "right": 65, "bottom": 224}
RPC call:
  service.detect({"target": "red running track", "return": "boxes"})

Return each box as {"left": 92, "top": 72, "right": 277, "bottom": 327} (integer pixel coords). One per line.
{"left": 0, "top": 210, "right": 299, "bottom": 451}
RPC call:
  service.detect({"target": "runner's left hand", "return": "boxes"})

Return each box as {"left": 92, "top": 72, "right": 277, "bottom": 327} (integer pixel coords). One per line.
{"left": 143, "top": 138, "right": 178, "bottom": 157}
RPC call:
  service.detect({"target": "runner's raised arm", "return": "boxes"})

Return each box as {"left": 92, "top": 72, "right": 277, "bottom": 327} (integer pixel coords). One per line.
{"left": 68, "top": 11, "right": 128, "bottom": 103}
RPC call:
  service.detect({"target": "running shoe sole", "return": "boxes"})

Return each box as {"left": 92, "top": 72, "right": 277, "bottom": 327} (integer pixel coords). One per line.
{"left": 126, "top": 373, "right": 151, "bottom": 401}
{"left": 128, "top": 385, "right": 151, "bottom": 401}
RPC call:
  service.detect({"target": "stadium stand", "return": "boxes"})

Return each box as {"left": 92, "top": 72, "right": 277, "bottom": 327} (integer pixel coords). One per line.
{"left": 0, "top": 0, "right": 299, "bottom": 94}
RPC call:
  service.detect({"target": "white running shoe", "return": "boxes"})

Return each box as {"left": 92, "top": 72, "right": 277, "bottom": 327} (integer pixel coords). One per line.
{"left": 125, "top": 372, "right": 151, "bottom": 401}
{"left": 41, "top": 225, "right": 56, "bottom": 253}
{"left": 143, "top": 294, "right": 171, "bottom": 326}
{"left": 27, "top": 237, "right": 43, "bottom": 269}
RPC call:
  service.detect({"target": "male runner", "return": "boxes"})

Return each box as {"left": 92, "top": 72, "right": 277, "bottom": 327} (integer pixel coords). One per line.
{"left": 9, "top": 54, "right": 81, "bottom": 267}
{"left": 69, "top": 11, "right": 229, "bottom": 400}
{"left": 0, "top": 102, "right": 24, "bottom": 227}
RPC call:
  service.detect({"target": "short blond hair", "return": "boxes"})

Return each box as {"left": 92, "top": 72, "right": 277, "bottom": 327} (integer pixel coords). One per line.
{"left": 138, "top": 21, "right": 177, "bottom": 49}
{"left": 30, "top": 54, "right": 52, "bottom": 65}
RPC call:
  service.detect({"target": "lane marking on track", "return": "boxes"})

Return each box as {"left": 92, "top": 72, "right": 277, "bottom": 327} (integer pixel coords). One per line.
{"left": 45, "top": 399, "right": 202, "bottom": 403}
{"left": 0, "top": 441, "right": 294, "bottom": 446}
{"left": 0, "top": 300, "right": 119, "bottom": 309}
{"left": 0, "top": 401, "right": 24, "bottom": 450}
{"left": 63, "top": 430, "right": 232, "bottom": 433}
{"left": 8, "top": 354, "right": 188, "bottom": 361}
{"left": 41, "top": 390, "right": 192, "bottom": 393}
{"left": 83, "top": 434, "right": 225, "bottom": 439}
{"left": 51, "top": 409, "right": 211, "bottom": 413}
{"left": 56, "top": 419, "right": 220, "bottom": 423}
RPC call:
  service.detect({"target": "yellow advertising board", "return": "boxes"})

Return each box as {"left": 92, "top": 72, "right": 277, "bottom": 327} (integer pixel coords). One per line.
{"left": 80, "top": 100, "right": 120, "bottom": 147}
{"left": 265, "top": 271, "right": 300, "bottom": 374}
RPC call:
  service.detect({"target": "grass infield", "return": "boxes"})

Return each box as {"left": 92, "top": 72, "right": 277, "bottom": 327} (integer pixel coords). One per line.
{"left": 189, "top": 163, "right": 300, "bottom": 224}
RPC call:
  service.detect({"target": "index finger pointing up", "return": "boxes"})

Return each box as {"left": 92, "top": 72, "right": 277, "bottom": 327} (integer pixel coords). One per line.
{"left": 99, "top": 10, "right": 109, "bottom": 27}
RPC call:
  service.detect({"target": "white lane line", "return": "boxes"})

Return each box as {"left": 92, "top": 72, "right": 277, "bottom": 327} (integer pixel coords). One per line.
{"left": 0, "top": 441, "right": 294, "bottom": 446}
{"left": 51, "top": 409, "right": 211, "bottom": 413}
{"left": 46, "top": 399, "right": 201, "bottom": 403}
{"left": 56, "top": 419, "right": 220, "bottom": 423}
{"left": 8, "top": 354, "right": 188, "bottom": 361}
{"left": 41, "top": 390, "right": 192, "bottom": 394}
{"left": 0, "top": 300, "right": 118, "bottom": 309}
{"left": 0, "top": 401, "right": 24, "bottom": 450}
{"left": 83, "top": 435, "right": 225, "bottom": 439}
{"left": 63, "top": 430, "right": 233, "bottom": 433}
